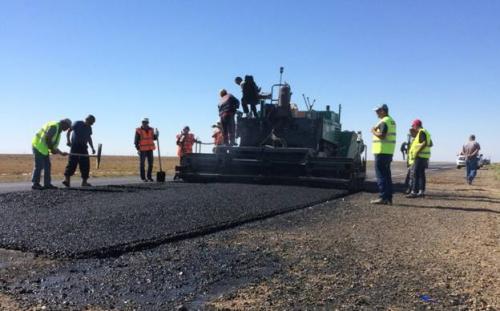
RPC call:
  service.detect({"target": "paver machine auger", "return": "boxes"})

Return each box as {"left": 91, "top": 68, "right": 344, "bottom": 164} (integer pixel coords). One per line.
{"left": 175, "top": 72, "right": 367, "bottom": 191}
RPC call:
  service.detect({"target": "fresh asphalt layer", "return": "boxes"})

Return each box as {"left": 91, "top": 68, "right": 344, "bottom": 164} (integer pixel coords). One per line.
{"left": 0, "top": 163, "right": 455, "bottom": 259}
{"left": 0, "top": 182, "right": 346, "bottom": 258}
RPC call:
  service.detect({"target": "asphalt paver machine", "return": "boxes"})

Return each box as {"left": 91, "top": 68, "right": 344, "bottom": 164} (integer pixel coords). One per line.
{"left": 175, "top": 72, "right": 367, "bottom": 191}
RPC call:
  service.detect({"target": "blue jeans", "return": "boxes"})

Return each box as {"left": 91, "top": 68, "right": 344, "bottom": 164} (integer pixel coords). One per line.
{"left": 466, "top": 157, "right": 478, "bottom": 183}
{"left": 32, "top": 147, "right": 51, "bottom": 186}
{"left": 375, "top": 154, "right": 393, "bottom": 201}
{"left": 411, "top": 157, "right": 428, "bottom": 193}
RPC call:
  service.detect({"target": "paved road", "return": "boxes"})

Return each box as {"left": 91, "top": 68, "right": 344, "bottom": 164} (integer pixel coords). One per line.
{"left": 0, "top": 176, "right": 172, "bottom": 193}
{"left": 0, "top": 162, "right": 455, "bottom": 193}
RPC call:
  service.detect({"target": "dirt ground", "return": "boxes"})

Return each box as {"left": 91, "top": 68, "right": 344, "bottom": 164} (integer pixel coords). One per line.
{"left": 0, "top": 154, "right": 178, "bottom": 182}
{"left": 204, "top": 166, "right": 499, "bottom": 310}
{"left": 0, "top": 165, "right": 498, "bottom": 310}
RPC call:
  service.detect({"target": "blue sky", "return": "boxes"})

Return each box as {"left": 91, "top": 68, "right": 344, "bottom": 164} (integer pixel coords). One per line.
{"left": 1, "top": 0, "right": 499, "bottom": 161}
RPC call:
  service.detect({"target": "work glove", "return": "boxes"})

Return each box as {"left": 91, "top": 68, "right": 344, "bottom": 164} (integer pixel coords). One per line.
{"left": 91, "top": 148, "right": 96, "bottom": 155}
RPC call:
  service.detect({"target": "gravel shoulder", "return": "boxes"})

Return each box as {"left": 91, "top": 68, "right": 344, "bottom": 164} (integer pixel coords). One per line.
{"left": 0, "top": 166, "right": 498, "bottom": 310}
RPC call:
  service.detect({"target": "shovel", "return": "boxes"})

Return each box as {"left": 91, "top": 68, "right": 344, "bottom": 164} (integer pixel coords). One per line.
{"left": 155, "top": 129, "right": 166, "bottom": 182}
{"left": 69, "top": 143, "right": 102, "bottom": 169}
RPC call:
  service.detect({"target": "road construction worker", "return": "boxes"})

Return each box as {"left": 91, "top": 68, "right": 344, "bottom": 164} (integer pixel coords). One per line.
{"left": 370, "top": 104, "right": 396, "bottom": 205}
{"left": 31, "top": 119, "right": 72, "bottom": 190}
{"left": 404, "top": 128, "right": 418, "bottom": 194}
{"left": 461, "top": 134, "right": 481, "bottom": 185}
{"left": 176, "top": 126, "right": 196, "bottom": 158}
{"left": 235, "top": 75, "right": 261, "bottom": 118}
{"left": 218, "top": 89, "right": 239, "bottom": 145}
{"left": 212, "top": 122, "right": 224, "bottom": 150}
{"left": 135, "top": 118, "right": 157, "bottom": 182}
{"left": 62, "top": 115, "right": 96, "bottom": 188}
{"left": 406, "top": 119, "right": 432, "bottom": 198}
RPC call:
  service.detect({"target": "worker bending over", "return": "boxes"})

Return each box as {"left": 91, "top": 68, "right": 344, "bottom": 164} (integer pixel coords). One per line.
{"left": 235, "top": 75, "right": 261, "bottom": 118}
{"left": 176, "top": 126, "right": 196, "bottom": 158}
{"left": 31, "top": 119, "right": 72, "bottom": 190}
{"left": 370, "top": 104, "right": 397, "bottom": 205}
{"left": 135, "top": 118, "right": 157, "bottom": 182}
{"left": 63, "top": 115, "right": 96, "bottom": 187}
{"left": 406, "top": 119, "right": 432, "bottom": 198}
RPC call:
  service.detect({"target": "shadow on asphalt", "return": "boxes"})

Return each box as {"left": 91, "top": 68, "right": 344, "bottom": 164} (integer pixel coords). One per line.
{"left": 395, "top": 203, "right": 500, "bottom": 214}
{"left": 425, "top": 195, "right": 500, "bottom": 205}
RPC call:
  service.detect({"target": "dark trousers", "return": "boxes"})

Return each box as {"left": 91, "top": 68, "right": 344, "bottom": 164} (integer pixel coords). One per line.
{"left": 404, "top": 166, "right": 412, "bottom": 191}
{"left": 375, "top": 154, "right": 393, "bottom": 201}
{"left": 221, "top": 114, "right": 236, "bottom": 145}
{"left": 466, "top": 157, "right": 478, "bottom": 183}
{"left": 32, "top": 147, "right": 51, "bottom": 186}
{"left": 64, "top": 144, "right": 90, "bottom": 179}
{"left": 242, "top": 99, "right": 258, "bottom": 117}
{"left": 139, "top": 150, "right": 154, "bottom": 180}
{"left": 411, "top": 157, "right": 428, "bottom": 193}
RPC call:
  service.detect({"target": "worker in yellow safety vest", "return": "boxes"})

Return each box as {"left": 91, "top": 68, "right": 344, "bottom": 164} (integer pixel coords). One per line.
{"left": 406, "top": 119, "right": 432, "bottom": 198}
{"left": 31, "top": 119, "right": 72, "bottom": 190}
{"left": 370, "top": 104, "right": 396, "bottom": 205}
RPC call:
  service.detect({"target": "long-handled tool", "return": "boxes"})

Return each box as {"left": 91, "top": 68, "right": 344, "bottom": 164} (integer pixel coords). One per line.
{"left": 68, "top": 143, "right": 102, "bottom": 169}
{"left": 155, "top": 129, "right": 166, "bottom": 182}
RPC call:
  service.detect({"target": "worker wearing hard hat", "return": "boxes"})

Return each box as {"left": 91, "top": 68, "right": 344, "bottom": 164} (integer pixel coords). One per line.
{"left": 135, "top": 117, "right": 157, "bottom": 182}
{"left": 370, "top": 104, "right": 397, "bottom": 205}
{"left": 407, "top": 119, "right": 432, "bottom": 198}
{"left": 176, "top": 126, "right": 197, "bottom": 158}
{"left": 62, "top": 115, "right": 96, "bottom": 188}
{"left": 31, "top": 119, "right": 72, "bottom": 190}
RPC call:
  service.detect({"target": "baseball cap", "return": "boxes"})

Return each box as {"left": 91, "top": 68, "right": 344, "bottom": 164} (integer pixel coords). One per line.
{"left": 412, "top": 119, "right": 422, "bottom": 128}
{"left": 61, "top": 118, "right": 72, "bottom": 126}
{"left": 373, "top": 104, "right": 389, "bottom": 112}
{"left": 142, "top": 117, "right": 149, "bottom": 123}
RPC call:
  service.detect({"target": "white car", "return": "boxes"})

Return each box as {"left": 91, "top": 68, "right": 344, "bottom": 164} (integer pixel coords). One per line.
{"left": 456, "top": 155, "right": 466, "bottom": 169}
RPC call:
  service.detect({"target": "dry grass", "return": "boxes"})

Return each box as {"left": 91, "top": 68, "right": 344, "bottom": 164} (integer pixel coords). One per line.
{"left": 0, "top": 154, "right": 179, "bottom": 182}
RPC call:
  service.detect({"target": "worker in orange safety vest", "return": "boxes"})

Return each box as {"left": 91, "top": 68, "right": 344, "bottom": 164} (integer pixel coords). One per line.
{"left": 134, "top": 117, "right": 157, "bottom": 182}
{"left": 176, "top": 126, "right": 197, "bottom": 158}
{"left": 211, "top": 122, "right": 224, "bottom": 152}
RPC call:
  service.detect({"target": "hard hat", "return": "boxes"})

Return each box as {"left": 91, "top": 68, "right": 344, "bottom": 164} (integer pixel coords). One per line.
{"left": 373, "top": 104, "right": 389, "bottom": 112}
{"left": 411, "top": 119, "right": 422, "bottom": 128}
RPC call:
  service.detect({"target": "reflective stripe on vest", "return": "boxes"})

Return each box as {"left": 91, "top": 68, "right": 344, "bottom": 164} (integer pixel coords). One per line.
{"left": 372, "top": 115, "right": 397, "bottom": 155}
{"left": 177, "top": 133, "right": 195, "bottom": 157}
{"left": 409, "top": 128, "right": 431, "bottom": 159}
{"left": 32, "top": 121, "right": 61, "bottom": 156}
{"left": 137, "top": 128, "right": 156, "bottom": 151}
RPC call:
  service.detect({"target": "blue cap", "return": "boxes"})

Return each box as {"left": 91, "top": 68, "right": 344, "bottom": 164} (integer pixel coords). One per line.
{"left": 373, "top": 104, "right": 389, "bottom": 112}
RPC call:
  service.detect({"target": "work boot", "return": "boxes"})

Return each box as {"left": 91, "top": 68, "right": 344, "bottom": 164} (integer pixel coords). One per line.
{"left": 32, "top": 183, "right": 43, "bottom": 190}
{"left": 147, "top": 178, "right": 154, "bottom": 182}
{"left": 406, "top": 192, "right": 418, "bottom": 198}
{"left": 81, "top": 181, "right": 92, "bottom": 187}
{"left": 370, "top": 198, "right": 389, "bottom": 205}
{"left": 43, "top": 184, "right": 58, "bottom": 190}
{"left": 62, "top": 180, "right": 70, "bottom": 188}
{"left": 416, "top": 191, "right": 425, "bottom": 198}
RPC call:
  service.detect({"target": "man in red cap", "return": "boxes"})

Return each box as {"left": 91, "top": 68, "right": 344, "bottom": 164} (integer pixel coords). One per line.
{"left": 406, "top": 119, "right": 432, "bottom": 198}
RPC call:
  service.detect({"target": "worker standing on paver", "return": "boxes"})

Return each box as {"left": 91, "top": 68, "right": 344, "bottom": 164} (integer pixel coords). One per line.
{"left": 218, "top": 89, "right": 240, "bottom": 145}
{"left": 176, "top": 126, "right": 196, "bottom": 158}
{"left": 461, "top": 134, "right": 481, "bottom": 185}
{"left": 135, "top": 118, "right": 157, "bottom": 182}
{"left": 406, "top": 119, "right": 432, "bottom": 198}
{"left": 370, "top": 104, "right": 396, "bottom": 205}
{"left": 31, "top": 119, "right": 72, "bottom": 190}
{"left": 62, "top": 115, "right": 96, "bottom": 188}
{"left": 235, "top": 75, "right": 261, "bottom": 118}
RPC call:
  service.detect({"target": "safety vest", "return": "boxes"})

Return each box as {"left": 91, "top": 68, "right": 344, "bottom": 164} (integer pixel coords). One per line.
{"left": 177, "top": 133, "right": 195, "bottom": 157}
{"left": 212, "top": 129, "right": 224, "bottom": 145}
{"left": 136, "top": 127, "right": 156, "bottom": 151}
{"left": 409, "top": 128, "right": 431, "bottom": 161}
{"left": 372, "top": 115, "right": 397, "bottom": 155}
{"left": 32, "top": 121, "right": 61, "bottom": 156}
